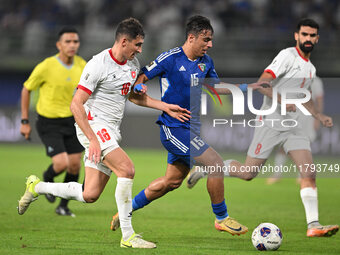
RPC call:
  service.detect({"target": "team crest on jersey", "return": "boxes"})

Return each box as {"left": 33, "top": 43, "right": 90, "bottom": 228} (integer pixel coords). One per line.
{"left": 131, "top": 71, "right": 136, "bottom": 79}
{"left": 198, "top": 63, "right": 206, "bottom": 72}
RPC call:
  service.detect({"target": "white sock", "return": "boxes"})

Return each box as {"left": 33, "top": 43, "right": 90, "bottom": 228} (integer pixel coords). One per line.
{"left": 300, "top": 187, "right": 319, "bottom": 226}
{"left": 35, "top": 182, "right": 85, "bottom": 203}
{"left": 115, "top": 177, "right": 134, "bottom": 241}
{"left": 272, "top": 153, "right": 287, "bottom": 178}
{"left": 223, "top": 160, "right": 235, "bottom": 177}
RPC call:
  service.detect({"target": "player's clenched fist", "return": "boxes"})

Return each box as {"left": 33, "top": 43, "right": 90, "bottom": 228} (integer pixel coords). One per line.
{"left": 133, "top": 83, "right": 147, "bottom": 95}
{"left": 317, "top": 113, "right": 333, "bottom": 127}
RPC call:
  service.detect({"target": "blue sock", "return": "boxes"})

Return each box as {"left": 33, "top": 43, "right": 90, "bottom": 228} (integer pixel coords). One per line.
{"left": 132, "top": 189, "right": 150, "bottom": 211}
{"left": 212, "top": 199, "right": 228, "bottom": 220}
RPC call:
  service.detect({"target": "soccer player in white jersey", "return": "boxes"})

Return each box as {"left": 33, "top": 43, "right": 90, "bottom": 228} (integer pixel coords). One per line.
{"left": 109, "top": 15, "right": 268, "bottom": 237}
{"left": 18, "top": 18, "right": 190, "bottom": 249}
{"left": 187, "top": 18, "right": 339, "bottom": 237}
{"left": 267, "top": 76, "right": 324, "bottom": 184}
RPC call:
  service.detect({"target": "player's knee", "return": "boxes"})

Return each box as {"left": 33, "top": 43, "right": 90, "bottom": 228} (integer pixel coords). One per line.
{"left": 68, "top": 162, "right": 81, "bottom": 174}
{"left": 53, "top": 161, "right": 68, "bottom": 172}
{"left": 243, "top": 172, "right": 256, "bottom": 181}
{"left": 167, "top": 179, "right": 183, "bottom": 191}
{"left": 82, "top": 192, "right": 99, "bottom": 203}
{"left": 84, "top": 197, "right": 98, "bottom": 203}
{"left": 119, "top": 162, "right": 135, "bottom": 179}
{"left": 244, "top": 176, "right": 254, "bottom": 181}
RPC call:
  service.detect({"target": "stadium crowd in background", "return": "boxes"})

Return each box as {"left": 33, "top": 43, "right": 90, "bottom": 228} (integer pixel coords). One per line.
{"left": 1, "top": 0, "right": 340, "bottom": 56}
{"left": 2, "top": 0, "right": 340, "bottom": 32}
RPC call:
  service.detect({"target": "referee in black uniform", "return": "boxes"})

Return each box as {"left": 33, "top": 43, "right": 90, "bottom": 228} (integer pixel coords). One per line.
{"left": 20, "top": 27, "right": 86, "bottom": 216}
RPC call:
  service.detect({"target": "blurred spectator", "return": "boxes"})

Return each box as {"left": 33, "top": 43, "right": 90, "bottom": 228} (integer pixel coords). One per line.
{"left": 2, "top": 0, "right": 339, "bottom": 36}
{"left": 0, "top": 0, "right": 339, "bottom": 73}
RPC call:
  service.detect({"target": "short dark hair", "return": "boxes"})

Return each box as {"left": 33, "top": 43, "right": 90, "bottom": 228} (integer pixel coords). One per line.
{"left": 186, "top": 15, "right": 214, "bottom": 38}
{"left": 115, "top": 17, "right": 144, "bottom": 41}
{"left": 58, "top": 27, "right": 79, "bottom": 40}
{"left": 297, "top": 18, "right": 319, "bottom": 32}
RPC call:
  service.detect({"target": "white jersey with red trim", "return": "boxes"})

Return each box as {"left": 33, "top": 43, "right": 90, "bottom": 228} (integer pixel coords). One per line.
{"left": 260, "top": 47, "right": 316, "bottom": 131}
{"left": 77, "top": 48, "right": 139, "bottom": 126}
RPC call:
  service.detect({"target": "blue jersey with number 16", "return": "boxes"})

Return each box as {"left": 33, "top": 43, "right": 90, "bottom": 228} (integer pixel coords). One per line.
{"left": 142, "top": 47, "right": 219, "bottom": 133}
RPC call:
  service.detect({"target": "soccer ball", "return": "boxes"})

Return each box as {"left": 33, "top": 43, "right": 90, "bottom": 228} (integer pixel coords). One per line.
{"left": 251, "top": 223, "right": 283, "bottom": 251}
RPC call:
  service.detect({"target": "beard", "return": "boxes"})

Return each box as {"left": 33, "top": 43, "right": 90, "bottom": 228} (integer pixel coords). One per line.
{"left": 299, "top": 41, "right": 314, "bottom": 53}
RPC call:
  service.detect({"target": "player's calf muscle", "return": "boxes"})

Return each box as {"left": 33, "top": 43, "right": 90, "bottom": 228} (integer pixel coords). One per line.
{"left": 146, "top": 177, "right": 183, "bottom": 199}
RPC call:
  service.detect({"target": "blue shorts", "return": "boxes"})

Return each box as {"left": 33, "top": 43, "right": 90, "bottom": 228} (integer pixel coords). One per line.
{"left": 159, "top": 125, "right": 210, "bottom": 168}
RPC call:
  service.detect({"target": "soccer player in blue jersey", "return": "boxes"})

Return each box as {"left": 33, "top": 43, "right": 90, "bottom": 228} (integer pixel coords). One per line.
{"left": 186, "top": 18, "right": 338, "bottom": 238}
{"left": 110, "top": 15, "right": 264, "bottom": 236}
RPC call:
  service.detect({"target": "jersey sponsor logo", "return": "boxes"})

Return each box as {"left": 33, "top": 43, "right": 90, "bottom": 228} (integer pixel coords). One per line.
{"left": 198, "top": 63, "right": 206, "bottom": 72}
{"left": 179, "top": 65, "right": 186, "bottom": 71}
{"left": 85, "top": 73, "right": 90, "bottom": 80}
{"left": 146, "top": 61, "right": 157, "bottom": 71}
{"left": 131, "top": 71, "right": 136, "bottom": 79}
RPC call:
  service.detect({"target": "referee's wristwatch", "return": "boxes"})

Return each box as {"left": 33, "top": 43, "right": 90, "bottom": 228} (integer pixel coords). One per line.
{"left": 21, "top": 119, "right": 29, "bottom": 124}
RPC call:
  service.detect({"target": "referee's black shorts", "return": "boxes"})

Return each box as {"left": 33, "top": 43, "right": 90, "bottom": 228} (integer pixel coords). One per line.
{"left": 36, "top": 114, "right": 84, "bottom": 157}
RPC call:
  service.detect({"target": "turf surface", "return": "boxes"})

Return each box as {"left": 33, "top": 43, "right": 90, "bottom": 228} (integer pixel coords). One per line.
{"left": 0, "top": 144, "right": 339, "bottom": 254}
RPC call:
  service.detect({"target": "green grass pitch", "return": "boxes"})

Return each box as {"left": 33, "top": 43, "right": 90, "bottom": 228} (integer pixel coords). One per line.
{"left": 0, "top": 144, "right": 339, "bottom": 254}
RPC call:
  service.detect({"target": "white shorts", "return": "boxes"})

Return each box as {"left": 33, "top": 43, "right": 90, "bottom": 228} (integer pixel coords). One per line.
{"left": 247, "top": 125, "right": 311, "bottom": 159}
{"left": 76, "top": 121, "right": 122, "bottom": 176}
{"left": 300, "top": 115, "right": 316, "bottom": 142}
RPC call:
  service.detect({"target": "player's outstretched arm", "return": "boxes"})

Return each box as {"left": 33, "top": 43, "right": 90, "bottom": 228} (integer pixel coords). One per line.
{"left": 129, "top": 73, "right": 191, "bottom": 122}
{"left": 70, "top": 89, "right": 101, "bottom": 163}
{"left": 255, "top": 72, "right": 275, "bottom": 97}
{"left": 255, "top": 72, "right": 297, "bottom": 112}
{"left": 165, "top": 104, "right": 192, "bottom": 122}
{"left": 215, "top": 80, "right": 271, "bottom": 95}
{"left": 129, "top": 93, "right": 191, "bottom": 123}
